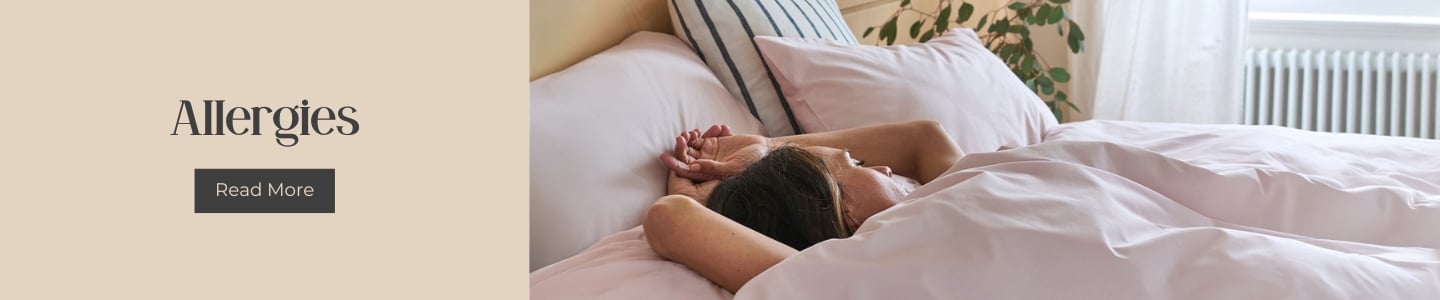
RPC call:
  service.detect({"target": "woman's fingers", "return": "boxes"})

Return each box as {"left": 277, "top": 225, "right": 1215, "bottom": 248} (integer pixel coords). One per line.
{"left": 661, "top": 152, "right": 714, "bottom": 181}
{"left": 687, "top": 145, "right": 701, "bottom": 160}
{"left": 660, "top": 152, "right": 686, "bottom": 171}
{"left": 700, "top": 124, "right": 734, "bottom": 138}
{"left": 675, "top": 126, "right": 736, "bottom": 171}
{"left": 702, "top": 124, "right": 724, "bottom": 138}
{"left": 674, "top": 136, "right": 691, "bottom": 164}
{"left": 688, "top": 131, "right": 704, "bottom": 148}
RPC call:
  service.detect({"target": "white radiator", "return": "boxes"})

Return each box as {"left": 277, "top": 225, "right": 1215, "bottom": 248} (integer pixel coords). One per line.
{"left": 1243, "top": 48, "right": 1440, "bottom": 139}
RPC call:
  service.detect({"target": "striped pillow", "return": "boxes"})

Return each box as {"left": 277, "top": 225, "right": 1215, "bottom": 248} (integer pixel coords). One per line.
{"left": 668, "top": 0, "right": 857, "bottom": 136}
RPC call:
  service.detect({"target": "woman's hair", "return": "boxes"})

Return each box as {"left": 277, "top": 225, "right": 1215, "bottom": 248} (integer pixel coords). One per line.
{"left": 706, "top": 145, "right": 852, "bottom": 250}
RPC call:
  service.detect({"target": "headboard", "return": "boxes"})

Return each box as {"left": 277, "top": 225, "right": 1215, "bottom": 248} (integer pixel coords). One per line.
{"left": 529, "top": 0, "right": 910, "bottom": 80}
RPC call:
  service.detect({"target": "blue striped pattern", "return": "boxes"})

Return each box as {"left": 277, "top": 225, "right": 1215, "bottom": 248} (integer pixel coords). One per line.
{"left": 671, "top": 0, "right": 708, "bottom": 64}
{"left": 765, "top": 0, "right": 803, "bottom": 38}
{"left": 669, "top": 0, "right": 857, "bottom": 136}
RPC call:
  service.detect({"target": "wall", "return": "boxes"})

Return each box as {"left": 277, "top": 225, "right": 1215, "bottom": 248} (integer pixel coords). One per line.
{"left": 1250, "top": 0, "right": 1440, "bottom": 18}
{"left": 529, "top": 0, "right": 673, "bottom": 80}
{"left": 528, "top": 0, "right": 1079, "bottom": 120}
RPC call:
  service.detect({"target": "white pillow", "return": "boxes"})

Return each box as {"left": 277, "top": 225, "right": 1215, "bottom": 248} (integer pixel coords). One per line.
{"left": 754, "top": 29, "right": 1058, "bottom": 154}
{"left": 668, "top": 0, "right": 857, "bottom": 137}
{"left": 530, "top": 32, "right": 764, "bottom": 271}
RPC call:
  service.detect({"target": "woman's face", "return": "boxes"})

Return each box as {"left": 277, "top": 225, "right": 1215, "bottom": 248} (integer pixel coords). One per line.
{"left": 804, "top": 146, "right": 908, "bottom": 231}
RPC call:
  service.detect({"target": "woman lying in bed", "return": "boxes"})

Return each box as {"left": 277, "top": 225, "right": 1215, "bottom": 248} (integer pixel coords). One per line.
{"left": 644, "top": 120, "right": 963, "bottom": 293}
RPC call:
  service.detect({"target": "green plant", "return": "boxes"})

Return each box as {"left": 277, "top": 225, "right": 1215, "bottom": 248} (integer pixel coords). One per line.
{"left": 862, "top": 0, "right": 1085, "bottom": 122}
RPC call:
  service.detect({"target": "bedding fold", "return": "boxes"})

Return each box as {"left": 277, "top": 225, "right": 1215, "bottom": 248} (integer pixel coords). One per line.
{"left": 738, "top": 121, "right": 1440, "bottom": 299}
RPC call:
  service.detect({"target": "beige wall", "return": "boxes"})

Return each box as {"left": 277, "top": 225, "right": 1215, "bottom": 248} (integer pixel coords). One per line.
{"left": 529, "top": 0, "right": 674, "bottom": 80}
{"left": 531, "top": 0, "right": 915, "bottom": 81}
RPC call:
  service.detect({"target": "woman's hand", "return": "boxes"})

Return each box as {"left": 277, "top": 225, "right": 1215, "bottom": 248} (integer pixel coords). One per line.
{"left": 667, "top": 170, "right": 718, "bottom": 205}
{"left": 660, "top": 124, "right": 769, "bottom": 181}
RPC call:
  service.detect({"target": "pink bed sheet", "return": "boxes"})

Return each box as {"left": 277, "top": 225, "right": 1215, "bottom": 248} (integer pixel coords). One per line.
{"left": 530, "top": 226, "right": 730, "bottom": 299}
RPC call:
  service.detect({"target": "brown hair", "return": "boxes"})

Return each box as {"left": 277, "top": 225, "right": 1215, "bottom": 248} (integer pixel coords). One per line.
{"left": 705, "top": 146, "right": 852, "bottom": 250}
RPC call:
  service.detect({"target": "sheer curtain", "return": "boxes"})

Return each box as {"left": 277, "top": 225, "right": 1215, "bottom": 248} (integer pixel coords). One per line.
{"left": 1069, "top": 0, "right": 1249, "bottom": 124}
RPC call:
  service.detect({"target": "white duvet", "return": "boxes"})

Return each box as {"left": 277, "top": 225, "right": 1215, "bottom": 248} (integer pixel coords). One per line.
{"left": 533, "top": 120, "right": 1440, "bottom": 299}
{"left": 739, "top": 121, "right": 1440, "bottom": 299}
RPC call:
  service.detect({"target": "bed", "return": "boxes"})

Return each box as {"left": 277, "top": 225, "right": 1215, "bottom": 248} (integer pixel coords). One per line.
{"left": 530, "top": 0, "right": 1440, "bottom": 298}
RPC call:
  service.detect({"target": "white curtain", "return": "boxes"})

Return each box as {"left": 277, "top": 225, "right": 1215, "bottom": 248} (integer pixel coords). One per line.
{"left": 1069, "top": 0, "right": 1249, "bottom": 124}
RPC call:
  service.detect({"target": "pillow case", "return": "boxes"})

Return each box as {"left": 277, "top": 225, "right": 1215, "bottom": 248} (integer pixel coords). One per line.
{"left": 530, "top": 31, "right": 764, "bottom": 271}
{"left": 754, "top": 29, "right": 1059, "bottom": 154}
{"left": 668, "top": 0, "right": 857, "bottom": 137}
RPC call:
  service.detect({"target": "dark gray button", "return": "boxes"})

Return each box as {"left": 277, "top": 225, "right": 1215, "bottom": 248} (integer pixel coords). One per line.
{"left": 195, "top": 169, "right": 335, "bottom": 213}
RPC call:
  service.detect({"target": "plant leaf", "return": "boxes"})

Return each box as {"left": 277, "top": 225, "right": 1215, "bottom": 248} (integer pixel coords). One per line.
{"left": 935, "top": 6, "right": 952, "bottom": 33}
{"left": 1049, "top": 6, "right": 1065, "bottom": 23}
{"left": 958, "top": 2, "right": 975, "bottom": 24}
{"left": 1069, "top": 21, "right": 1085, "bottom": 40}
{"left": 1049, "top": 68, "right": 1071, "bottom": 82}
{"left": 910, "top": 20, "right": 924, "bottom": 39}
{"left": 1036, "top": 5, "right": 1052, "bottom": 25}
{"left": 976, "top": 15, "right": 989, "bottom": 32}
{"left": 863, "top": 26, "right": 875, "bottom": 38}
{"left": 990, "top": 18, "right": 1009, "bottom": 34}
{"left": 881, "top": 17, "right": 899, "bottom": 45}
{"left": 1067, "top": 34, "right": 1081, "bottom": 53}
{"left": 936, "top": 6, "right": 953, "bottom": 24}
{"left": 1037, "top": 76, "right": 1054, "bottom": 95}
{"left": 1031, "top": 54, "right": 1043, "bottom": 74}
{"left": 998, "top": 44, "right": 1016, "bottom": 60}
{"left": 901, "top": 0, "right": 911, "bottom": 7}
{"left": 1052, "top": 102, "right": 1063, "bottom": 122}
{"left": 919, "top": 30, "right": 936, "bottom": 43}
{"left": 1055, "top": 90, "right": 1068, "bottom": 103}
{"left": 1008, "top": 1, "right": 1026, "bottom": 10}
{"left": 1050, "top": 0, "right": 1069, "bottom": 3}
{"left": 1021, "top": 55, "right": 1036, "bottom": 77}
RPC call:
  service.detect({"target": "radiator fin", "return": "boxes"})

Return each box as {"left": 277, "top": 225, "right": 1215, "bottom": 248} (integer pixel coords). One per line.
{"left": 1245, "top": 49, "right": 1440, "bottom": 139}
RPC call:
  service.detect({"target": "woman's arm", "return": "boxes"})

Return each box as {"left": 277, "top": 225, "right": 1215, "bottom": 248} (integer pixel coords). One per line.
{"left": 665, "top": 120, "right": 963, "bottom": 184}
{"left": 644, "top": 194, "right": 796, "bottom": 293}
{"left": 773, "top": 120, "right": 962, "bottom": 183}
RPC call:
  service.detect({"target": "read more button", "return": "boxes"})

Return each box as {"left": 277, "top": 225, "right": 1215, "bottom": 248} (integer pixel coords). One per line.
{"left": 195, "top": 169, "right": 335, "bottom": 213}
{"left": 217, "top": 182, "right": 315, "bottom": 197}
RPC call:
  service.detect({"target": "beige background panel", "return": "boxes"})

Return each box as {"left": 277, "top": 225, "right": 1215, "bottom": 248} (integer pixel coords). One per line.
{"left": 0, "top": 1, "right": 523, "bottom": 299}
